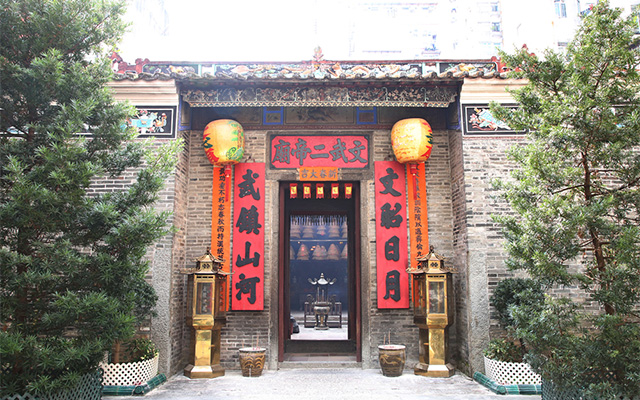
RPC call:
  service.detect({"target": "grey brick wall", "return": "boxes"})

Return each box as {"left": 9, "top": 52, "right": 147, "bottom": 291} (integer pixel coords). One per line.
{"left": 94, "top": 122, "right": 535, "bottom": 378}
{"left": 450, "top": 134, "right": 526, "bottom": 374}
{"left": 167, "top": 120, "right": 462, "bottom": 372}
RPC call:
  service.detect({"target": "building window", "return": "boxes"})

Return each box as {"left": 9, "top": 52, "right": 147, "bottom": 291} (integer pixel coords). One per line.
{"left": 555, "top": 0, "right": 567, "bottom": 18}
{"left": 263, "top": 107, "right": 284, "bottom": 125}
{"left": 633, "top": 4, "right": 640, "bottom": 33}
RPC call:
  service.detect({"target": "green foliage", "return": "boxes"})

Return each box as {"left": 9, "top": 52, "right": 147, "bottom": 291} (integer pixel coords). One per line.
{"left": 125, "top": 338, "right": 158, "bottom": 363}
{"left": 0, "top": 0, "right": 181, "bottom": 395}
{"left": 491, "top": 278, "right": 545, "bottom": 330}
{"left": 483, "top": 338, "right": 523, "bottom": 363}
{"left": 492, "top": 1, "right": 640, "bottom": 396}
{"left": 486, "top": 278, "right": 544, "bottom": 362}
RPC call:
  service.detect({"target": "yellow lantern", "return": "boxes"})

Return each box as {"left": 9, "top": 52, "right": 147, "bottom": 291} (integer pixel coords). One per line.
{"left": 203, "top": 119, "right": 245, "bottom": 166}
{"left": 390, "top": 118, "right": 433, "bottom": 164}
{"left": 203, "top": 119, "right": 245, "bottom": 200}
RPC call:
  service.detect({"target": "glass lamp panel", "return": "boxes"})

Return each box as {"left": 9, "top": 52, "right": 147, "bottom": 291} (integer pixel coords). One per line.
{"left": 427, "top": 280, "right": 446, "bottom": 314}
{"left": 412, "top": 277, "right": 426, "bottom": 316}
{"left": 195, "top": 282, "right": 213, "bottom": 315}
{"left": 215, "top": 276, "right": 228, "bottom": 317}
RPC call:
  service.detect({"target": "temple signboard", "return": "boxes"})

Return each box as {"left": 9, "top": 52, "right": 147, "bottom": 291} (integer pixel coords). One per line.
{"left": 269, "top": 134, "right": 370, "bottom": 169}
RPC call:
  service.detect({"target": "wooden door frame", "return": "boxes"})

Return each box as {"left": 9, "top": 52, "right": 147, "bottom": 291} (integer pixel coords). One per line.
{"left": 277, "top": 182, "right": 362, "bottom": 362}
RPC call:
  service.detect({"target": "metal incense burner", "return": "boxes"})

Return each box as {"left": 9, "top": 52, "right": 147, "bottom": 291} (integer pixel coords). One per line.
{"left": 407, "top": 246, "right": 455, "bottom": 377}
{"left": 184, "top": 249, "right": 229, "bottom": 379}
{"left": 308, "top": 273, "right": 336, "bottom": 330}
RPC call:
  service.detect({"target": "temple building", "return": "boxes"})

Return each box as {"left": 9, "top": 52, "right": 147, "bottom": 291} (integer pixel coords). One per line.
{"left": 108, "top": 52, "right": 527, "bottom": 377}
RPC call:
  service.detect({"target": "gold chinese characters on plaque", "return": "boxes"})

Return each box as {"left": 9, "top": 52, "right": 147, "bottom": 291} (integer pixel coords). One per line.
{"left": 297, "top": 167, "right": 339, "bottom": 181}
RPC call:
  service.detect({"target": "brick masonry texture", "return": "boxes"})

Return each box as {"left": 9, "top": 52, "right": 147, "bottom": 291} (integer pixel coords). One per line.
{"left": 160, "top": 116, "right": 464, "bottom": 373}
{"left": 95, "top": 120, "right": 537, "bottom": 378}
{"left": 450, "top": 134, "right": 528, "bottom": 374}
{"left": 91, "top": 103, "right": 611, "bottom": 379}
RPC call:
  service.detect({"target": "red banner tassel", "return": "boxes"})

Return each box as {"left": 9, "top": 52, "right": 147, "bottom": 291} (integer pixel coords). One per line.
{"left": 331, "top": 183, "right": 339, "bottom": 199}
{"left": 316, "top": 183, "right": 324, "bottom": 199}
{"left": 303, "top": 183, "right": 311, "bottom": 199}
{"left": 290, "top": 183, "right": 298, "bottom": 199}
{"left": 344, "top": 183, "right": 352, "bottom": 199}
{"left": 409, "top": 163, "right": 419, "bottom": 200}
{"left": 224, "top": 164, "right": 232, "bottom": 201}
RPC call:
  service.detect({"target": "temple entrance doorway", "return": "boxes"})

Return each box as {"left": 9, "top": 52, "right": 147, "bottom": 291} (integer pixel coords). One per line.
{"left": 278, "top": 182, "right": 361, "bottom": 362}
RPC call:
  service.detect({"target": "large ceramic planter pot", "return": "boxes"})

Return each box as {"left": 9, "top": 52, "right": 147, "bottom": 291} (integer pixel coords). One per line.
{"left": 484, "top": 356, "right": 541, "bottom": 385}
{"left": 100, "top": 354, "right": 159, "bottom": 386}
{"left": 238, "top": 347, "right": 266, "bottom": 377}
{"left": 378, "top": 344, "right": 406, "bottom": 377}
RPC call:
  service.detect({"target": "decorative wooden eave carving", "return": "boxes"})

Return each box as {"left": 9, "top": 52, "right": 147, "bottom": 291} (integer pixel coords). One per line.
{"left": 180, "top": 84, "right": 460, "bottom": 108}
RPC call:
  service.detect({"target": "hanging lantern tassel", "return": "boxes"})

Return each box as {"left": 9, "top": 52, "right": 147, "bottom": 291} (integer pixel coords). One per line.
{"left": 224, "top": 164, "right": 232, "bottom": 201}
{"left": 409, "top": 163, "right": 419, "bottom": 201}
{"left": 303, "top": 183, "right": 311, "bottom": 199}
{"left": 331, "top": 183, "right": 339, "bottom": 199}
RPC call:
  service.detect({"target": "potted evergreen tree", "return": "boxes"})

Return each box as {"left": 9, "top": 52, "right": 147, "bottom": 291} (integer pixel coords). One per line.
{"left": 100, "top": 338, "right": 160, "bottom": 387}
{"left": 492, "top": 2, "right": 640, "bottom": 397}
{"left": 0, "top": 0, "right": 180, "bottom": 398}
{"left": 483, "top": 278, "right": 543, "bottom": 386}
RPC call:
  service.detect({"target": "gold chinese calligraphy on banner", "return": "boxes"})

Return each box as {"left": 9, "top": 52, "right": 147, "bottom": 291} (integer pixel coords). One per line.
{"left": 211, "top": 167, "right": 231, "bottom": 274}
{"left": 407, "top": 163, "right": 429, "bottom": 262}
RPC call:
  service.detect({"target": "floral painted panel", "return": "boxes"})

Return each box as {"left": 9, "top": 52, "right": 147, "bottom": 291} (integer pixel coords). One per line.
{"left": 463, "top": 104, "right": 521, "bottom": 135}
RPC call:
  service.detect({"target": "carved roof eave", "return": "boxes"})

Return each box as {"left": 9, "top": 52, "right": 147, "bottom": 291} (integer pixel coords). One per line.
{"left": 178, "top": 76, "right": 463, "bottom": 108}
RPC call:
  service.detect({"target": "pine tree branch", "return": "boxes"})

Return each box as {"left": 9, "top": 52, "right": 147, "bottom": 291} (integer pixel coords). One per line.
{"left": 552, "top": 184, "right": 585, "bottom": 195}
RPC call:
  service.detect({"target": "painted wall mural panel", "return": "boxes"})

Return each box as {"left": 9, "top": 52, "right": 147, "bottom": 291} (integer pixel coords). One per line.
{"left": 232, "top": 163, "right": 265, "bottom": 311}
{"left": 375, "top": 161, "right": 409, "bottom": 309}
{"left": 463, "top": 104, "right": 521, "bottom": 135}
{"left": 126, "top": 106, "right": 176, "bottom": 138}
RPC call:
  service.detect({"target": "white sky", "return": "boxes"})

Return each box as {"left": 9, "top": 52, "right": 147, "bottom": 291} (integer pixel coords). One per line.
{"left": 115, "top": 0, "right": 637, "bottom": 64}
{"left": 117, "top": 0, "right": 355, "bottom": 62}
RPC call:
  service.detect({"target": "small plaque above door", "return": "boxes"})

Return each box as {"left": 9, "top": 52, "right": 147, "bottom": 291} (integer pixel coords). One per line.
{"left": 298, "top": 167, "right": 339, "bottom": 181}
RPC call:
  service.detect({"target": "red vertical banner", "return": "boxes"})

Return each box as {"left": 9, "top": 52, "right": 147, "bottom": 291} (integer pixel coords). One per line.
{"left": 407, "top": 163, "right": 429, "bottom": 262}
{"left": 211, "top": 167, "right": 232, "bottom": 312}
{"left": 375, "top": 161, "right": 409, "bottom": 308}
{"left": 232, "top": 163, "right": 265, "bottom": 310}
{"left": 212, "top": 167, "right": 232, "bottom": 272}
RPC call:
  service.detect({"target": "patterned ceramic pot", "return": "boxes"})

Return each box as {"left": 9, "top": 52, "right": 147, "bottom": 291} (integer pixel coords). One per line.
{"left": 239, "top": 347, "right": 266, "bottom": 377}
{"left": 378, "top": 344, "right": 406, "bottom": 377}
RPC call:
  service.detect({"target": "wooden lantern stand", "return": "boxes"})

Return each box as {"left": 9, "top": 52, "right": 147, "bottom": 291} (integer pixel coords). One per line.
{"left": 408, "top": 246, "right": 455, "bottom": 377}
{"left": 184, "top": 250, "right": 229, "bottom": 379}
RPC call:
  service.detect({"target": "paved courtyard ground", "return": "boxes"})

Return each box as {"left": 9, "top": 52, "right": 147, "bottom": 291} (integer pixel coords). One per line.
{"left": 104, "top": 369, "right": 541, "bottom": 400}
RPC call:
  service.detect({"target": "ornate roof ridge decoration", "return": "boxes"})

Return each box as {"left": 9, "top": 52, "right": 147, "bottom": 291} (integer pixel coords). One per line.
{"left": 109, "top": 52, "right": 520, "bottom": 82}
{"left": 182, "top": 85, "right": 458, "bottom": 108}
